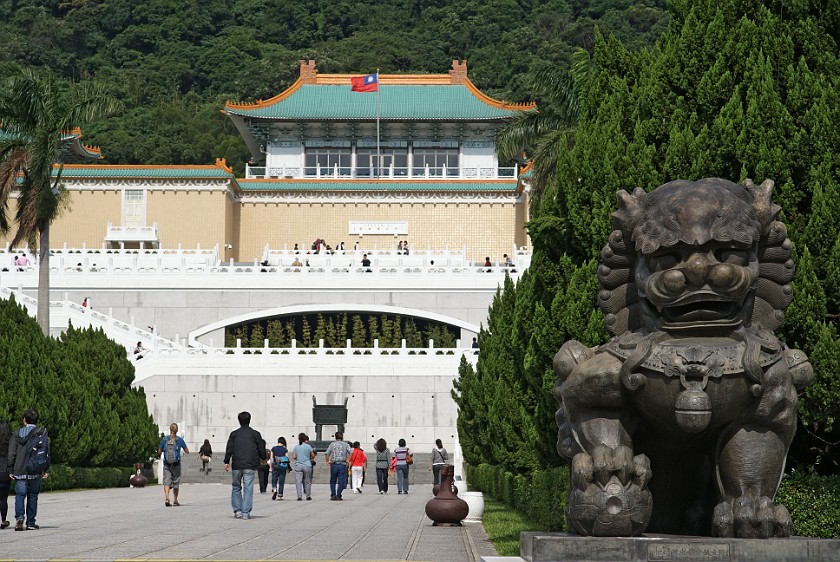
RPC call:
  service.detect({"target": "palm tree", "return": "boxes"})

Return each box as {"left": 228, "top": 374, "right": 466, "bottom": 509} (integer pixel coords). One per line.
{"left": 0, "top": 65, "right": 121, "bottom": 335}
{"left": 496, "top": 48, "right": 592, "bottom": 199}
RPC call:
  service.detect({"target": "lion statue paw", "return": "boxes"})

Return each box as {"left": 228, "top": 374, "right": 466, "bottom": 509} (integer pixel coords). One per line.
{"left": 712, "top": 496, "right": 791, "bottom": 538}
{"left": 568, "top": 445, "right": 652, "bottom": 536}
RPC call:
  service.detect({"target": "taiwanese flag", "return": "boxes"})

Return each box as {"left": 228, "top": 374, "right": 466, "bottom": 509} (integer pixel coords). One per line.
{"left": 351, "top": 73, "right": 379, "bottom": 92}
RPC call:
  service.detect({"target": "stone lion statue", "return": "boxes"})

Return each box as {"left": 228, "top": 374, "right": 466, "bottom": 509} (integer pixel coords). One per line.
{"left": 553, "top": 178, "right": 813, "bottom": 538}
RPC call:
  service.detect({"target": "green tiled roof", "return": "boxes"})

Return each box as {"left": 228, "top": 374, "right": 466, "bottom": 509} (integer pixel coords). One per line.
{"left": 227, "top": 85, "right": 525, "bottom": 120}
{"left": 55, "top": 166, "right": 234, "bottom": 179}
{"left": 237, "top": 180, "right": 519, "bottom": 192}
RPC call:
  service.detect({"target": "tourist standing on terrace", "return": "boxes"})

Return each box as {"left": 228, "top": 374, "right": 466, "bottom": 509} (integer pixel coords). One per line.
{"left": 392, "top": 439, "right": 413, "bottom": 495}
{"left": 223, "top": 411, "right": 266, "bottom": 519}
{"left": 291, "top": 433, "right": 315, "bottom": 501}
{"left": 374, "top": 439, "right": 390, "bottom": 494}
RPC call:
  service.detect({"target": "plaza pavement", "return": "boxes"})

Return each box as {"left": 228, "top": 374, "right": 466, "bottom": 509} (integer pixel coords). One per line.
{"left": 0, "top": 482, "right": 502, "bottom": 562}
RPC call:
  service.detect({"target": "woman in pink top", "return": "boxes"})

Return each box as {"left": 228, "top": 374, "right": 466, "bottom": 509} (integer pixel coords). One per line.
{"left": 348, "top": 441, "right": 367, "bottom": 493}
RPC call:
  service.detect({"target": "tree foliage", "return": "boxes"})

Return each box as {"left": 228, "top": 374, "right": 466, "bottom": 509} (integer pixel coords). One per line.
{"left": 0, "top": 295, "right": 159, "bottom": 466}
{"left": 458, "top": 0, "right": 840, "bottom": 474}
{"left": 0, "top": 0, "right": 669, "bottom": 175}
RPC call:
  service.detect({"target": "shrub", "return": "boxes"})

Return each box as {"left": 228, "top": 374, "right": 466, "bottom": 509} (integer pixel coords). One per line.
{"left": 40, "top": 464, "right": 150, "bottom": 491}
{"left": 470, "top": 464, "right": 840, "bottom": 537}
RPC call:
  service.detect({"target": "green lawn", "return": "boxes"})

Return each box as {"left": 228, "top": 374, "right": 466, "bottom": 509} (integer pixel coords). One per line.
{"left": 482, "top": 497, "right": 545, "bottom": 556}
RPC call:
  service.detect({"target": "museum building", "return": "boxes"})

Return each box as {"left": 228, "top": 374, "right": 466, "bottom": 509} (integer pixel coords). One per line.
{"left": 3, "top": 60, "right": 533, "bottom": 264}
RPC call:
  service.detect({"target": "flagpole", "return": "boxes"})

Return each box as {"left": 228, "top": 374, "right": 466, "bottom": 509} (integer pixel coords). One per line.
{"left": 376, "top": 68, "right": 381, "bottom": 179}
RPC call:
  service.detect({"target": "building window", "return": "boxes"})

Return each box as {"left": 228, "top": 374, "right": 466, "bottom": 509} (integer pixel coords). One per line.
{"left": 123, "top": 189, "right": 146, "bottom": 228}
{"left": 305, "top": 148, "right": 351, "bottom": 177}
{"left": 356, "top": 148, "right": 408, "bottom": 177}
{"left": 412, "top": 148, "right": 458, "bottom": 177}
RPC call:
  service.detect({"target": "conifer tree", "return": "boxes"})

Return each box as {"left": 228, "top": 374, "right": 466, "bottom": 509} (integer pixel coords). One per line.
{"left": 351, "top": 314, "right": 367, "bottom": 347}
{"left": 313, "top": 314, "right": 326, "bottom": 345}
{"left": 266, "top": 320, "right": 284, "bottom": 347}
{"left": 301, "top": 317, "right": 312, "bottom": 347}
{"left": 469, "top": 0, "right": 840, "bottom": 473}
{"left": 367, "top": 316, "right": 380, "bottom": 346}
{"left": 249, "top": 323, "right": 265, "bottom": 349}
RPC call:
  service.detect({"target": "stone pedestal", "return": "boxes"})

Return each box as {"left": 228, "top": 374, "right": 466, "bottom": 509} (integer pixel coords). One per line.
{"left": 519, "top": 533, "right": 840, "bottom": 562}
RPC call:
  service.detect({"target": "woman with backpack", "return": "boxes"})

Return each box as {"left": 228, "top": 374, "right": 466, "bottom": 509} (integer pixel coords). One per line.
{"left": 269, "top": 437, "right": 290, "bottom": 500}
{"left": 157, "top": 423, "right": 189, "bottom": 507}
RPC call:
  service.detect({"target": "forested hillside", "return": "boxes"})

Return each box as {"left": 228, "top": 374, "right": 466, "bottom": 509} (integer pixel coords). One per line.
{"left": 0, "top": 0, "right": 667, "bottom": 172}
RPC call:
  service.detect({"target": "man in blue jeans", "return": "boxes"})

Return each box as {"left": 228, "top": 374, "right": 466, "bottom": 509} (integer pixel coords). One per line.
{"left": 324, "top": 431, "right": 351, "bottom": 500}
{"left": 223, "top": 412, "right": 266, "bottom": 519}
{"left": 7, "top": 409, "right": 49, "bottom": 531}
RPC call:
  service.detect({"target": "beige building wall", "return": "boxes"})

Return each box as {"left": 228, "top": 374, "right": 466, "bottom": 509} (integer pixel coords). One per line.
{"left": 147, "top": 190, "right": 228, "bottom": 251}
{"left": 237, "top": 200, "right": 526, "bottom": 263}
{"left": 0, "top": 190, "right": 122, "bottom": 250}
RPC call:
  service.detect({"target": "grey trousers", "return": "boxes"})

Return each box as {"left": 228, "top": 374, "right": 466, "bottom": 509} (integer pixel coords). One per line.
{"left": 294, "top": 465, "right": 313, "bottom": 499}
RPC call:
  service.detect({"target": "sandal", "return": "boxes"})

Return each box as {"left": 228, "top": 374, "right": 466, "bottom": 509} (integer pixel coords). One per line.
{"left": 165, "top": 500, "right": 171, "bottom": 507}
{"left": 173, "top": 501, "right": 181, "bottom": 507}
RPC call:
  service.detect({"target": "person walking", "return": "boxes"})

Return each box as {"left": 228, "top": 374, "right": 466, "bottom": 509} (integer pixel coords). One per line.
{"left": 291, "top": 433, "right": 315, "bottom": 501}
{"left": 392, "top": 438, "right": 413, "bottom": 495}
{"left": 324, "top": 431, "right": 351, "bottom": 500}
{"left": 0, "top": 420, "right": 11, "bottom": 529}
{"left": 8, "top": 409, "right": 50, "bottom": 530}
{"left": 157, "top": 423, "right": 189, "bottom": 507}
{"left": 269, "top": 437, "right": 290, "bottom": 501}
{"left": 373, "top": 438, "right": 390, "bottom": 494}
{"left": 257, "top": 446, "right": 270, "bottom": 494}
{"left": 223, "top": 412, "right": 266, "bottom": 519}
{"left": 348, "top": 442, "right": 367, "bottom": 494}
{"left": 198, "top": 439, "right": 212, "bottom": 473}
{"left": 429, "top": 439, "right": 449, "bottom": 485}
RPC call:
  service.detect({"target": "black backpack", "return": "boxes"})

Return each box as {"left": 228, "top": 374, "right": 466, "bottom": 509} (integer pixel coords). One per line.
{"left": 23, "top": 428, "right": 50, "bottom": 475}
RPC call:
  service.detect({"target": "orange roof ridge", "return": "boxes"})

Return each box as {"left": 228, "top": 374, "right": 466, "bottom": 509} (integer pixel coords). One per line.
{"left": 215, "top": 158, "right": 233, "bottom": 173}
{"left": 225, "top": 76, "right": 304, "bottom": 110}
{"left": 463, "top": 78, "right": 536, "bottom": 111}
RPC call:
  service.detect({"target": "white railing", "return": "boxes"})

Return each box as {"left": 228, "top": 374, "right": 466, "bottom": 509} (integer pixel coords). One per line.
{"left": 245, "top": 164, "right": 519, "bottom": 180}
{"left": 156, "top": 338, "right": 478, "bottom": 360}
{"left": 0, "top": 286, "right": 184, "bottom": 355}
{"left": 1, "top": 245, "right": 531, "bottom": 278}
{"left": 105, "top": 222, "right": 159, "bottom": 243}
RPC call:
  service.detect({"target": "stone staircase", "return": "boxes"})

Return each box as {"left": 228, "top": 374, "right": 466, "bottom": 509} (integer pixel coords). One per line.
{"left": 177, "top": 450, "right": 435, "bottom": 486}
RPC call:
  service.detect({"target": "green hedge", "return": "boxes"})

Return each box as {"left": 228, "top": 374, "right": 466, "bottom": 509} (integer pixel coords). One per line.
{"left": 469, "top": 464, "right": 840, "bottom": 538}
{"left": 776, "top": 471, "right": 840, "bottom": 538}
{"left": 39, "top": 465, "right": 156, "bottom": 491}
{"left": 468, "top": 463, "right": 568, "bottom": 531}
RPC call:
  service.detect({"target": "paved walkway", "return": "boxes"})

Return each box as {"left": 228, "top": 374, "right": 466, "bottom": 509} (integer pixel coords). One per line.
{"left": 0, "top": 483, "right": 499, "bottom": 561}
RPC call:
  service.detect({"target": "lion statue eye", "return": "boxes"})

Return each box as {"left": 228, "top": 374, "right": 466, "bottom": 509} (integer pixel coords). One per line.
{"left": 647, "top": 253, "right": 679, "bottom": 272}
{"left": 714, "top": 248, "right": 748, "bottom": 266}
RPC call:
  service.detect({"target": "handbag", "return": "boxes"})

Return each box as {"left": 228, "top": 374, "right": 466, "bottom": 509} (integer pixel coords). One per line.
{"left": 406, "top": 454, "right": 413, "bottom": 465}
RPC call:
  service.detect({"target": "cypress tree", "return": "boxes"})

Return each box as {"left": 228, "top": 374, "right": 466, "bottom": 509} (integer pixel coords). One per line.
{"left": 351, "top": 314, "right": 367, "bottom": 347}
{"left": 469, "top": 0, "right": 840, "bottom": 473}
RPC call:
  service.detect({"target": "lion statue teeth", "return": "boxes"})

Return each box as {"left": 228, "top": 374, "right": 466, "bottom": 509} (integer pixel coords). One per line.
{"left": 554, "top": 178, "right": 813, "bottom": 538}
